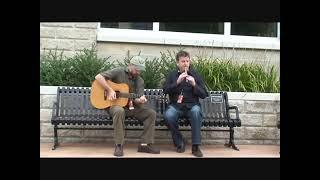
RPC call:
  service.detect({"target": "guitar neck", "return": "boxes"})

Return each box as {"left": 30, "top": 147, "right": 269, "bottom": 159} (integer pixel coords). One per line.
{"left": 117, "top": 92, "right": 142, "bottom": 99}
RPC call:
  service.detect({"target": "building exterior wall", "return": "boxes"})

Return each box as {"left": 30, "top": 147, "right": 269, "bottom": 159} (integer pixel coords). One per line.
{"left": 96, "top": 42, "right": 280, "bottom": 74}
{"left": 40, "top": 22, "right": 280, "bottom": 74}
{"left": 40, "top": 22, "right": 98, "bottom": 57}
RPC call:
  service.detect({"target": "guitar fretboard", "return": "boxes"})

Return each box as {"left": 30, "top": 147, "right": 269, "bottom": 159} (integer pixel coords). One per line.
{"left": 116, "top": 92, "right": 142, "bottom": 99}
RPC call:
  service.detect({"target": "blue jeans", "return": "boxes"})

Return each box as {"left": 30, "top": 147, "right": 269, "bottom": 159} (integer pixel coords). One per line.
{"left": 164, "top": 104, "right": 203, "bottom": 146}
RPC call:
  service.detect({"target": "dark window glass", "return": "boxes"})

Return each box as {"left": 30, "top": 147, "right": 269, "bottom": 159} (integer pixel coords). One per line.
{"left": 231, "top": 22, "right": 277, "bottom": 37}
{"left": 100, "top": 22, "right": 153, "bottom": 30}
{"left": 159, "top": 23, "right": 224, "bottom": 34}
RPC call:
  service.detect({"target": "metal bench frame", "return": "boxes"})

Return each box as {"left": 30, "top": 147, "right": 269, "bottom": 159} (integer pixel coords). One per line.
{"left": 51, "top": 87, "right": 241, "bottom": 151}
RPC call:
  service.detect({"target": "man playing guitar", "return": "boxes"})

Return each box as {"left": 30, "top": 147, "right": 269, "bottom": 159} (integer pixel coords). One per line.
{"left": 93, "top": 56, "right": 160, "bottom": 157}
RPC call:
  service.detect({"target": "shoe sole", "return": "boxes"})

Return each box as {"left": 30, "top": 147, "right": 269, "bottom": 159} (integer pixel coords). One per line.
{"left": 137, "top": 146, "right": 160, "bottom": 154}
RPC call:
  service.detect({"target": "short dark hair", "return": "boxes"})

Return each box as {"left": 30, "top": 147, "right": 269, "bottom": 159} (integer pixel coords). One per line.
{"left": 175, "top": 50, "right": 190, "bottom": 62}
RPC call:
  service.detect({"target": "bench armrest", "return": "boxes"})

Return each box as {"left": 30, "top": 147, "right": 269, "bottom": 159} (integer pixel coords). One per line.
{"left": 228, "top": 106, "right": 240, "bottom": 120}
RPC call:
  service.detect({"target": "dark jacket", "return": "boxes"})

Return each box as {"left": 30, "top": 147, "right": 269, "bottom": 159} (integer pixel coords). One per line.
{"left": 162, "top": 68, "right": 209, "bottom": 109}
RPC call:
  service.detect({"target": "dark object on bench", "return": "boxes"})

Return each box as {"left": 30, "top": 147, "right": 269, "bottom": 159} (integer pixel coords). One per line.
{"left": 51, "top": 87, "right": 241, "bottom": 151}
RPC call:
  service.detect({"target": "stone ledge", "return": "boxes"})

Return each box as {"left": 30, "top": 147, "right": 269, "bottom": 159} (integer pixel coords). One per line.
{"left": 40, "top": 86, "right": 280, "bottom": 101}
{"left": 227, "top": 92, "right": 280, "bottom": 101}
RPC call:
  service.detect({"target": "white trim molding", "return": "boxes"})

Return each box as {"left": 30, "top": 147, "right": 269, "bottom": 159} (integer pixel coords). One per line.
{"left": 97, "top": 24, "right": 280, "bottom": 50}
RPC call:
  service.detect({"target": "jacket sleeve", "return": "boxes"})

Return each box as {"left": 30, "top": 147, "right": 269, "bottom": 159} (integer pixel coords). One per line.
{"left": 99, "top": 67, "right": 122, "bottom": 80}
{"left": 162, "top": 72, "right": 180, "bottom": 94}
{"left": 193, "top": 73, "right": 209, "bottom": 99}
{"left": 136, "top": 77, "right": 145, "bottom": 97}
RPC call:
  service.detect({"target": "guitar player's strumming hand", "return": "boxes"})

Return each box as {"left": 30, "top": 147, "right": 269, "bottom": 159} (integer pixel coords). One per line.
{"left": 95, "top": 74, "right": 117, "bottom": 100}
{"left": 107, "top": 89, "right": 117, "bottom": 100}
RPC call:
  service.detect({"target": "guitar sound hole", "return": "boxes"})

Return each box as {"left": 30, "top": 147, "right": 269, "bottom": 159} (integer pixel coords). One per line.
{"left": 115, "top": 91, "right": 121, "bottom": 98}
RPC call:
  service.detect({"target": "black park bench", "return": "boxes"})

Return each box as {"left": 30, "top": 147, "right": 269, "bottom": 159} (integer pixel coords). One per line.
{"left": 51, "top": 87, "right": 241, "bottom": 151}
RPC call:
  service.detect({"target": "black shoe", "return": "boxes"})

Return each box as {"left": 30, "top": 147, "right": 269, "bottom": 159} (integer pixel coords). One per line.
{"left": 138, "top": 144, "right": 160, "bottom": 154}
{"left": 192, "top": 145, "right": 203, "bottom": 157}
{"left": 176, "top": 138, "right": 186, "bottom": 153}
{"left": 114, "top": 144, "right": 124, "bottom": 157}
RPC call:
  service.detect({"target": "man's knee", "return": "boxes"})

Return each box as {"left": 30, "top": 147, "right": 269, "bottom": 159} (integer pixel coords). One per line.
{"left": 190, "top": 105, "right": 201, "bottom": 116}
{"left": 145, "top": 109, "right": 156, "bottom": 122}
{"left": 164, "top": 108, "right": 177, "bottom": 122}
{"left": 111, "top": 106, "right": 125, "bottom": 119}
{"left": 149, "top": 109, "right": 156, "bottom": 118}
{"left": 114, "top": 106, "right": 125, "bottom": 113}
{"left": 189, "top": 106, "right": 202, "bottom": 124}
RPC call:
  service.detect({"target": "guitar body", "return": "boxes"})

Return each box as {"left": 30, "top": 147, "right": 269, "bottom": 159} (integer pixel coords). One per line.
{"left": 90, "top": 80, "right": 130, "bottom": 109}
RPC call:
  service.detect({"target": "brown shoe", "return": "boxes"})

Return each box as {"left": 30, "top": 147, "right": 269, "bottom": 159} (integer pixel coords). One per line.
{"left": 114, "top": 144, "right": 124, "bottom": 157}
{"left": 137, "top": 144, "right": 160, "bottom": 154}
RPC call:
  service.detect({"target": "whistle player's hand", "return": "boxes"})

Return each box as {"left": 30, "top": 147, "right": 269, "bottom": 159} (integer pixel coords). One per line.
{"left": 186, "top": 76, "right": 196, "bottom": 86}
{"left": 177, "top": 72, "right": 188, "bottom": 84}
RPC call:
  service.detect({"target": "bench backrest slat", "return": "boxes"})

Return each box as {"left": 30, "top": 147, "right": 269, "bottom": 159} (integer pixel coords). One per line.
{"left": 54, "top": 88, "right": 234, "bottom": 124}
{"left": 197, "top": 91, "right": 227, "bottom": 120}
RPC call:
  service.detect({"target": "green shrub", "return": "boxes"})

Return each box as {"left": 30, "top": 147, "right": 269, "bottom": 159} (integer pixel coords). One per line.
{"left": 192, "top": 58, "right": 280, "bottom": 92}
{"left": 158, "top": 50, "right": 178, "bottom": 78}
{"left": 40, "top": 48, "right": 73, "bottom": 86}
{"left": 40, "top": 45, "right": 115, "bottom": 87}
{"left": 114, "top": 50, "right": 164, "bottom": 89}
{"left": 158, "top": 49, "right": 280, "bottom": 93}
{"left": 140, "top": 58, "right": 164, "bottom": 89}
{"left": 40, "top": 47, "right": 280, "bottom": 93}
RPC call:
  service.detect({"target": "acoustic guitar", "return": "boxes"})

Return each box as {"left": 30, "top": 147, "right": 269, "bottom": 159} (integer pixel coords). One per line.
{"left": 90, "top": 80, "right": 145, "bottom": 109}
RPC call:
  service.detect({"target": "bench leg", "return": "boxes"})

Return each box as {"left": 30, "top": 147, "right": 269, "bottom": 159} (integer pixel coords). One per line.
{"left": 224, "top": 127, "right": 239, "bottom": 151}
{"left": 52, "top": 125, "right": 59, "bottom": 150}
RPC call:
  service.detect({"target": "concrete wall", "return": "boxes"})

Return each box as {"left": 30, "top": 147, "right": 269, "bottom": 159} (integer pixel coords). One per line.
{"left": 40, "top": 86, "right": 280, "bottom": 145}
{"left": 96, "top": 42, "right": 280, "bottom": 74}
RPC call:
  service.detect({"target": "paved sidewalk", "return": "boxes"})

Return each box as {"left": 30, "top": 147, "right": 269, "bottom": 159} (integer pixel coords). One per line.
{"left": 40, "top": 143, "right": 280, "bottom": 158}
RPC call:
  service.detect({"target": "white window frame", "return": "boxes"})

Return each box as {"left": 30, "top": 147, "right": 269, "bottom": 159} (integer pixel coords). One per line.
{"left": 97, "top": 22, "right": 280, "bottom": 50}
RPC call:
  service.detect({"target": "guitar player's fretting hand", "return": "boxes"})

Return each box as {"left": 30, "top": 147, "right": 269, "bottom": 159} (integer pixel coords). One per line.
{"left": 135, "top": 95, "right": 147, "bottom": 104}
